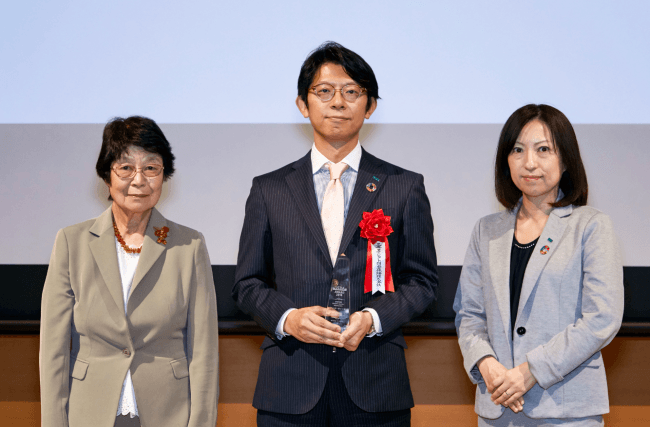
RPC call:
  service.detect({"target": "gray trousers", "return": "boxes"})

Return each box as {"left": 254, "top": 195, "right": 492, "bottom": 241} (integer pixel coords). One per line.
{"left": 478, "top": 409, "right": 604, "bottom": 427}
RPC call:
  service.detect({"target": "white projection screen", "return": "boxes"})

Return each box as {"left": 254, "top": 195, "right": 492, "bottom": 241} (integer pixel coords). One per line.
{"left": 1, "top": 1, "right": 649, "bottom": 273}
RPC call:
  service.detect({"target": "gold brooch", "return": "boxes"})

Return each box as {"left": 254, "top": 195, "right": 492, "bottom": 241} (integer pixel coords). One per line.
{"left": 154, "top": 226, "right": 169, "bottom": 245}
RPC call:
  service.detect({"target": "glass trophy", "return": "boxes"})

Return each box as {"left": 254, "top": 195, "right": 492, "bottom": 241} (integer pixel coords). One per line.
{"left": 326, "top": 254, "right": 350, "bottom": 333}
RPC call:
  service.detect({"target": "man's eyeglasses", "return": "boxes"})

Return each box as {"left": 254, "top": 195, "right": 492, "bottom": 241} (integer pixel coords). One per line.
{"left": 310, "top": 84, "right": 367, "bottom": 102}
{"left": 112, "top": 164, "right": 164, "bottom": 179}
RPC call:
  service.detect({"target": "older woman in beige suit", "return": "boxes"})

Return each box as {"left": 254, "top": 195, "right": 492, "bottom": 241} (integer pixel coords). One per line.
{"left": 40, "top": 116, "right": 218, "bottom": 427}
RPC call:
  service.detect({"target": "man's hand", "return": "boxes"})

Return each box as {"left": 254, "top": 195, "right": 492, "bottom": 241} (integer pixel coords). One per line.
{"left": 284, "top": 306, "right": 343, "bottom": 347}
{"left": 339, "top": 311, "right": 373, "bottom": 351}
{"left": 490, "top": 361, "right": 536, "bottom": 412}
{"left": 478, "top": 356, "right": 525, "bottom": 413}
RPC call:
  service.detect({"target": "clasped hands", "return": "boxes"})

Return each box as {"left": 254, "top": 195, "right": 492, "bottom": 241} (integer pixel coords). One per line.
{"left": 477, "top": 356, "right": 537, "bottom": 414}
{"left": 284, "top": 306, "right": 373, "bottom": 351}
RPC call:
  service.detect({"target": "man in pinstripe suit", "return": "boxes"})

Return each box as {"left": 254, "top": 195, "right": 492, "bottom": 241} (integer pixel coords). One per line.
{"left": 233, "top": 42, "right": 438, "bottom": 426}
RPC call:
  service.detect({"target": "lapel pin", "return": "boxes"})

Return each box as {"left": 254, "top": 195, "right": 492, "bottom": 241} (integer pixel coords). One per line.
{"left": 540, "top": 245, "right": 550, "bottom": 255}
{"left": 372, "top": 175, "right": 380, "bottom": 182}
{"left": 366, "top": 183, "right": 377, "bottom": 192}
{"left": 547, "top": 238, "right": 553, "bottom": 242}
{"left": 154, "top": 226, "right": 169, "bottom": 245}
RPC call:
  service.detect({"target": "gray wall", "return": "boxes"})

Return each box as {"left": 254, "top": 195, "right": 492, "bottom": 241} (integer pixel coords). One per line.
{"left": 1, "top": 123, "right": 647, "bottom": 266}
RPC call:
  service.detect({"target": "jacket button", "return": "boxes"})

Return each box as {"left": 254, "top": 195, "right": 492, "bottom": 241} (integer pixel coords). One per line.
{"left": 516, "top": 327, "right": 526, "bottom": 336}
{"left": 122, "top": 348, "right": 131, "bottom": 357}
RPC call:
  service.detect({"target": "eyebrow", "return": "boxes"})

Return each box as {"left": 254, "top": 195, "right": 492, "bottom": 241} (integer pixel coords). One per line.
{"left": 313, "top": 81, "right": 359, "bottom": 87}
{"left": 514, "top": 139, "right": 549, "bottom": 145}
{"left": 116, "top": 156, "right": 162, "bottom": 163}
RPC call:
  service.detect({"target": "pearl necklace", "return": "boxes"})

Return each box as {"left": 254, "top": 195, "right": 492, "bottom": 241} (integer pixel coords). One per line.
{"left": 513, "top": 237, "right": 539, "bottom": 250}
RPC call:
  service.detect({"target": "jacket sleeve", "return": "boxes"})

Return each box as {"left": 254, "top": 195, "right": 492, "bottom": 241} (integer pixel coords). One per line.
{"left": 526, "top": 212, "right": 624, "bottom": 389}
{"left": 453, "top": 220, "right": 498, "bottom": 384}
{"left": 187, "top": 233, "right": 219, "bottom": 427}
{"left": 232, "top": 178, "right": 296, "bottom": 336}
{"left": 363, "top": 174, "right": 439, "bottom": 335}
{"left": 40, "top": 229, "right": 75, "bottom": 427}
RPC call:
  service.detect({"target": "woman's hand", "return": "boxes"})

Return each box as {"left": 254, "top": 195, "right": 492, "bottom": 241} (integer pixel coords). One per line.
{"left": 491, "top": 361, "right": 537, "bottom": 411}
{"left": 478, "top": 356, "right": 525, "bottom": 413}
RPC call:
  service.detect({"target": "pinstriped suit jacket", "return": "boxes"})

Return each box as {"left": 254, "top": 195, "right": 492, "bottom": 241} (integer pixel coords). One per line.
{"left": 233, "top": 149, "right": 438, "bottom": 414}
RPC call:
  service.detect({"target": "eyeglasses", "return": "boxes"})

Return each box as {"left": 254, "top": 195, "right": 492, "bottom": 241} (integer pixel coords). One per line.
{"left": 112, "top": 163, "right": 164, "bottom": 179}
{"left": 310, "top": 83, "right": 367, "bottom": 102}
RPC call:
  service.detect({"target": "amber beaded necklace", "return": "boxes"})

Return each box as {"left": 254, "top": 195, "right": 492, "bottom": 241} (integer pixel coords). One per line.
{"left": 113, "top": 219, "right": 142, "bottom": 254}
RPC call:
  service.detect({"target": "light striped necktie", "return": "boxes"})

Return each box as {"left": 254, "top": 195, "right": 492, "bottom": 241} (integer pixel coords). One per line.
{"left": 321, "top": 162, "right": 348, "bottom": 265}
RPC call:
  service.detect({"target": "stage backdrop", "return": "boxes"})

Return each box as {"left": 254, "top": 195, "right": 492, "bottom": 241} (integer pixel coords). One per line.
{"left": 1, "top": 2, "right": 648, "bottom": 322}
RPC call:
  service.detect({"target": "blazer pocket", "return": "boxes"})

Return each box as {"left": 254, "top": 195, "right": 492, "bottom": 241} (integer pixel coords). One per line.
{"left": 260, "top": 336, "right": 277, "bottom": 350}
{"left": 70, "top": 358, "right": 89, "bottom": 380}
{"left": 170, "top": 356, "right": 189, "bottom": 379}
{"left": 385, "top": 332, "right": 408, "bottom": 349}
{"left": 578, "top": 352, "right": 602, "bottom": 370}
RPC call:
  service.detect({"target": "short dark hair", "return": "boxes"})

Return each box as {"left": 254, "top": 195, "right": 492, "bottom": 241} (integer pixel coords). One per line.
{"left": 96, "top": 116, "right": 175, "bottom": 184}
{"left": 297, "top": 41, "right": 380, "bottom": 112}
{"left": 495, "top": 104, "right": 588, "bottom": 210}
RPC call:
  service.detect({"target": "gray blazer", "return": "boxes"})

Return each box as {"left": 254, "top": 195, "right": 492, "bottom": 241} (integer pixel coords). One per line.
{"left": 453, "top": 203, "right": 623, "bottom": 419}
{"left": 40, "top": 207, "right": 219, "bottom": 427}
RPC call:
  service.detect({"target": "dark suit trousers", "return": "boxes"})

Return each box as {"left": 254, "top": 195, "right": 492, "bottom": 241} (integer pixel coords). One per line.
{"left": 114, "top": 415, "right": 141, "bottom": 426}
{"left": 257, "top": 352, "right": 411, "bottom": 427}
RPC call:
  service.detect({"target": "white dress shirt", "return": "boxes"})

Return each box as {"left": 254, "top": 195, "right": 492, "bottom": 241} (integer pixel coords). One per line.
{"left": 115, "top": 238, "right": 139, "bottom": 418}
{"left": 276, "top": 142, "right": 383, "bottom": 338}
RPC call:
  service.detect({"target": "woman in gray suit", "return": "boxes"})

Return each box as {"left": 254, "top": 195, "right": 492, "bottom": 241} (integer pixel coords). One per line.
{"left": 454, "top": 104, "right": 623, "bottom": 426}
{"left": 40, "top": 116, "right": 218, "bottom": 427}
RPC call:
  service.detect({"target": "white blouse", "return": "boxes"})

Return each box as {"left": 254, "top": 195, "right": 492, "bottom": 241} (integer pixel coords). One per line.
{"left": 115, "top": 237, "right": 140, "bottom": 418}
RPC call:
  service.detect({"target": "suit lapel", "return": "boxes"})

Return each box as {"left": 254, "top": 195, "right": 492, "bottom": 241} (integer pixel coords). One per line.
{"left": 338, "top": 150, "right": 386, "bottom": 257}
{"left": 129, "top": 208, "right": 167, "bottom": 300}
{"left": 488, "top": 209, "right": 516, "bottom": 343}
{"left": 88, "top": 207, "right": 127, "bottom": 327}
{"left": 515, "top": 205, "right": 571, "bottom": 325}
{"left": 285, "top": 152, "right": 332, "bottom": 266}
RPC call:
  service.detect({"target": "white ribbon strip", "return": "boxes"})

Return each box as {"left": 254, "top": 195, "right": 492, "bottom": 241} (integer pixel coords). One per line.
{"left": 371, "top": 241, "right": 386, "bottom": 294}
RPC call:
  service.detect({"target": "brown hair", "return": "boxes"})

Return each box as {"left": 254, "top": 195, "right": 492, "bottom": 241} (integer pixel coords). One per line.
{"left": 495, "top": 104, "right": 588, "bottom": 210}
{"left": 96, "top": 116, "right": 175, "bottom": 184}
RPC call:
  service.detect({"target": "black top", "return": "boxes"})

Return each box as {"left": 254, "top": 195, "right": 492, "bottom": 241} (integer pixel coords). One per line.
{"left": 509, "top": 235, "right": 539, "bottom": 336}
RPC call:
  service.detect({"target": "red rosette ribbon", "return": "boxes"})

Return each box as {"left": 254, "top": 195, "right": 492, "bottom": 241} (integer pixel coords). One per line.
{"left": 359, "top": 209, "right": 394, "bottom": 294}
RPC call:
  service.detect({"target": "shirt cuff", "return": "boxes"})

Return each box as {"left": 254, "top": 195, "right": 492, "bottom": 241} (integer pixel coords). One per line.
{"left": 362, "top": 308, "right": 383, "bottom": 337}
{"left": 275, "top": 308, "right": 296, "bottom": 340}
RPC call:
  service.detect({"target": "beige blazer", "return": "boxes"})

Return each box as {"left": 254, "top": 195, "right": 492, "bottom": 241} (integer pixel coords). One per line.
{"left": 40, "top": 207, "right": 218, "bottom": 427}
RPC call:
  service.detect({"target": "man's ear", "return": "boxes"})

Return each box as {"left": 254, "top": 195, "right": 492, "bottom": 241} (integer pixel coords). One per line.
{"left": 296, "top": 96, "right": 310, "bottom": 118}
{"left": 364, "top": 98, "right": 377, "bottom": 119}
